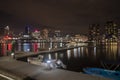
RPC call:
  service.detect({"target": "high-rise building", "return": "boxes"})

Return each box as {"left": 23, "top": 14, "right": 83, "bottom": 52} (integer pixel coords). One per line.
{"left": 88, "top": 24, "right": 100, "bottom": 42}
{"left": 54, "top": 30, "right": 61, "bottom": 37}
{"left": 104, "top": 21, "right": 118, "bottom": 41}
{"left": 25, "top": 26, "right": 30, "bottom": 34}
{"left": 41, "top": 29, "right": 49, "bottom": 39}
{"left": 4, "top": 26, "right": 9, "bottom": 35}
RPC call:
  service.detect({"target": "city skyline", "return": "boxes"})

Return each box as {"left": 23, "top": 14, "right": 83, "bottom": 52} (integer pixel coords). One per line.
{"left": 0, "top": 0, "right": 120, "bottom": 34}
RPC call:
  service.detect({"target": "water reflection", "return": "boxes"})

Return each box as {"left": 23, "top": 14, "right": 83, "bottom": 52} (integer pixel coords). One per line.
{"left": 55, "top": 52, "right": 58, "bottom": 59}
{"left": 59, "top": 54, "right": 64, "bottom": 58}
{"left": 104, "top": 43, "right": 118, "bottom": 61}
{"left": 48, "top": 54, "right": 51, "bottom": 59}
{"left": 78, "top": 47, "right": 80, "bottom": 57}
{"left": 94, "top": 47, "right": 96, "bottom": 57}
{"left": 73, "top": 48, "right": 77, "bottom": 58}
{"left": 118, "top": 43, "right": 120, "bottom": 57}
{"left": 0, "top": 42, "right": 120, "bottom": 72}
{"left": 67, "top": 50, "right": 71, "bottom": 59}
{"left": 23, "top": 43, "right": 30, "bottom": 52}
{"left": 40, "top": 43, "right": 119, "bottom": 71}
{"left": 81, "top": 47, "right": 84, "bottom": 56}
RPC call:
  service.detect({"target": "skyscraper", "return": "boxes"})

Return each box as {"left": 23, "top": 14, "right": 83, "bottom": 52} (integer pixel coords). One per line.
{"left": 104, "top": 21, "right": 118, "bottom": 41}
{"left": 25, "top": 26, "right": 30, "bottom": 35}
{"left": 4, "top": 26, "right": 9, "bottom": 35}
{"left": 88, "top": 24, "right": 100, "bottom": 42}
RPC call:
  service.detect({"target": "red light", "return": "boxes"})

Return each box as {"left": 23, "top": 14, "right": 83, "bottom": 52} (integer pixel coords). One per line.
{"left": 8, "top": 43, "right": 12, "bottom": 51}
{"left": 34, "top": 30, "right": 38, "bottom": 32}
{"left": 33, "top": 43, "right": 38, "bottom": 52}
{"left": 4, "top": 36, "right": 12, "bottom": 40}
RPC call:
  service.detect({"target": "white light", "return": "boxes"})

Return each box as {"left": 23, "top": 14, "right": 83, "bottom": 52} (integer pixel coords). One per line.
{"left": 11, "top": 53, "right": 14, "bottom": 56}
{"left": 49, "top": 48, "right": 51, "bottom": 51}
{"left": 27, "top": 49, "right": 30, "bottom": 52}
{"left": 47, "top": 60, "right": 51, "bottom": 63}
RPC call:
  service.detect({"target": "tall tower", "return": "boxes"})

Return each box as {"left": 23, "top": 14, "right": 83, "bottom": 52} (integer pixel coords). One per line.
{"left": 25, "top": 26, "right": 30, "bottom": 35}
{"left": 4, "top": 26, "right": 10, "bottom": 35}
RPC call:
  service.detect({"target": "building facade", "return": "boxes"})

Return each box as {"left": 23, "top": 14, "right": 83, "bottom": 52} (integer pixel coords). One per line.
{"left": 88, "top": 24, "right": 100, "bottom": 43}
{"left": 104, "top": 21, "right": 118, "bottom": 42}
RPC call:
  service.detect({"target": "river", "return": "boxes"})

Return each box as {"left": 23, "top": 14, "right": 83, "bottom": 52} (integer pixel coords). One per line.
{"left": 35, "top": 42, "right": 120, "bottom": 72}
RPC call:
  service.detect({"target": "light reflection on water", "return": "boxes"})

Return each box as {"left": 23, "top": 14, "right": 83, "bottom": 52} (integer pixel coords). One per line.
{"left": 1, "top": 42, "right": 120, "bottom": 72}
{"left": 78, "top": 47, "right": 80, "bottom": 57}
{"left": 40, "top": 43, "right": 120, "bottom": 72}
{"left": 73, "top": 48, "right": 77, "bottom": 58}
{"left": 67, "top": 50, "right": 71, "bottom": 59}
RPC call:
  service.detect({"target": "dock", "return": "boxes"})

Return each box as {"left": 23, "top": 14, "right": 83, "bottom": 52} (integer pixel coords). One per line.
{"left": 0, "top": 57, "right": 111, "bottom": 80}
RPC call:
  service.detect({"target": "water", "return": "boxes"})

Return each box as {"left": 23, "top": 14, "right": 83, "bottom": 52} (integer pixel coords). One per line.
{"left": 39, "top": 43, "right": 120, "bottom": 72}
{"left": 1, "top": 42, "right": 120, "bottom": 72}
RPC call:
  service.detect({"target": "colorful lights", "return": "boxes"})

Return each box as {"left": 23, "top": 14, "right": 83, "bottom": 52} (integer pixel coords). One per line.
{"left": 3, "top": 36, "right": 12, "bottom": 40}
{"left": 34, "top": 29, "right": 38, "bottom": 32}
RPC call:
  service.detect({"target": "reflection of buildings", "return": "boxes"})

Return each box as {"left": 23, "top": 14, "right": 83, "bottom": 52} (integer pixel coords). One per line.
{"left": 17, "top": 27, "right": 49, "bottom": 52}
{"left": 105, "top": 43, "right": 117, "bottom": 60}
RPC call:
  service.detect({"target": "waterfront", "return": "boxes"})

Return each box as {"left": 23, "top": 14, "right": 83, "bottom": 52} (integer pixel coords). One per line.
{"left": 0, "top": 41, "right": 120, "bottom": 73}
{"left": 39, "top": 43, "right": 120, "bottom": 72}
{"left": 14, "top": 42, "right": 120, "bottom": 72}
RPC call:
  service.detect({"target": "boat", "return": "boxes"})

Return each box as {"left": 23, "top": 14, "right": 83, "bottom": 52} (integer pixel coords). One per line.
{"left": 83, "top": 68, "right": 120, "bottom": 80}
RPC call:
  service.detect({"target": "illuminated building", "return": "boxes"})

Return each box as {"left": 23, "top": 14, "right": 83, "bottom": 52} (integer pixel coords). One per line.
{"left": 32, "top": 29, "right": 40, "bottom": 39}
{"left": 88, "top": 24, "right": 100, "bottom": 42}
{"left": 104, "top": 21, "right": 118, "bottom": 41}
{"left": 4, "top": 26, "right": 10, "bottom": 35}
{"left": 41, "top": 29, "right": 49, "bottom": 39}
{"left": 25, "top": 26, "right": 30, "bottom": 35}
{"left": 54, "top": 30, "right": 61, "bottom": 37}
{"left": 22, "top": 26, "right": 32, "bottom": 39}
{"left": 118, "top": 27, "right": 120, "bottom": 41}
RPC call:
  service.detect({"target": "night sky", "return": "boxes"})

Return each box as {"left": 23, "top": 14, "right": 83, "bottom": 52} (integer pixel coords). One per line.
{"left": 0, "top": 0, "right": 120, "bottom": 34}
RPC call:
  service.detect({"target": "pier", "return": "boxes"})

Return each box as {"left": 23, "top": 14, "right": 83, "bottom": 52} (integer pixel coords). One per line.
{"left": 0, "top": 57, "right": 111, "bottom": 80}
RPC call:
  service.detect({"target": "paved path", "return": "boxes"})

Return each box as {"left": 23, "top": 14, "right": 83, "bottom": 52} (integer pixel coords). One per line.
{"left": 0, "top": 57, "right": 111, "bottom": 80}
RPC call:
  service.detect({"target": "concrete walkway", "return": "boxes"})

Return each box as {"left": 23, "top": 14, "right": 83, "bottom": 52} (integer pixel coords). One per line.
{"left": 0, "top": 57, "right": 111, "bottom": 80}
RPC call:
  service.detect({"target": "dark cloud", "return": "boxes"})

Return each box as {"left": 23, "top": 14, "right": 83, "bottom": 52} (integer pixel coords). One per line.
{"left": 0, "top": 0, "right": 120, "bottom": 34}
